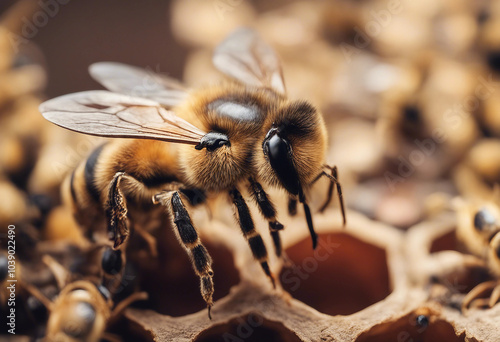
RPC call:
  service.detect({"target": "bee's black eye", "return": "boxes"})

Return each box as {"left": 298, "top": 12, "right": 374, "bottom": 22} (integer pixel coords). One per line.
{"left": 63, "top": 301, "right": 96, "bottom": 338}
{"left": 263, "top": 132, "right": 301, "bottom": 195}
{"left": 473, "top": 208, "right": 496, "bottom": 232}
{"left": 495, "top": 242, "right": 500, "bottom": 260}
{"left": 102, "top": 247, "right": 122, "bottom": 276}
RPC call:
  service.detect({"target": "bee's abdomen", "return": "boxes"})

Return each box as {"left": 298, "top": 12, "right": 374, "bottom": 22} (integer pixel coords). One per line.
{"left": 63, "top": 140, "right": 183, "bottom": 216}
{"left": 84, "top": 144, "right": 106, "bottom": 203}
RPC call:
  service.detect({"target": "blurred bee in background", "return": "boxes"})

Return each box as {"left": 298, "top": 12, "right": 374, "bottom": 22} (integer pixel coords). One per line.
{"left": 455, "top": 190, "right": 500, "bottom": 312}
{"left": 39, "top": 28, "right": 346, "bottom": 316}
{"left": 25, "top": 251, "right": 146, "bottom": 342}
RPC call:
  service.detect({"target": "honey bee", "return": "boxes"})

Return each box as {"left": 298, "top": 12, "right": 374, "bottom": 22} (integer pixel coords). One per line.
{"left": 456, "top": 192, "right": 500, "bottom": 312}
{"left": 39, "top": 28, "right": 346, "bottom": 316}
{"left": 26, "top": 253, "right": 146, "bottom": 342}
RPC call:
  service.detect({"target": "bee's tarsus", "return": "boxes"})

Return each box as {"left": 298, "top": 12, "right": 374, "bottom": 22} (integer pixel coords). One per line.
{"left": 302, "top": 200, "right": 317, "bottom": 250}
{"left": 207, "top": 305, "right": 212, "bottom": 320}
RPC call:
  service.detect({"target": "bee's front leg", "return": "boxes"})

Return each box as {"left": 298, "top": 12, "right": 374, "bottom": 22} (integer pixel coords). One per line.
{"left": 106, "top": 172, "right": 130, "bottom": 248}
{"left": 106, "top": 171, "right": 156, "bottom": 248}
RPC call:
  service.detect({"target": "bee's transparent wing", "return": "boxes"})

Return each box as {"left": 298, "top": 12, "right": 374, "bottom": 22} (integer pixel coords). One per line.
{"left": 89, "top": 62, "right": 189, "bottom": 108}
{"left": 40, "top": 91, "right": 206, "bottom": 144}
{"left": 213, "top": 28, "right": 286, "bottom": 95}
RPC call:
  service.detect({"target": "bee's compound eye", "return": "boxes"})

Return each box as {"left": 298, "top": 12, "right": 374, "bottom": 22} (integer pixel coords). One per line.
{"left": 473, "top": 208, "right": 496, "bottom": 232}
{"left": 264, "top": 133, "right": 301, "bottom": 195}
{"left": 101, "top": 247, "right": 122, "bottom": 276}
{"left": 62, "top": 301, "right": 96, "bottom": 338}
{"left": 0, "top": 254, "right": 7, "bottom": 282}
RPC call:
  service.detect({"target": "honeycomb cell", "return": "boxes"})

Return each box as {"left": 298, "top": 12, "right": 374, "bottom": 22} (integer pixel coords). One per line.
{"left": 193, "top": 314, "right": 302, "bottom": 342}
{"left": 430, "top": 230, "right": 457, "bottom": 253}
{"left": 280, "top": 232, "right": 391, "bottom": 315}
{"left": 356, "top": 315, "right": 465, "bottom": 342}
{"left": 131, "top": 221, "right": 240, "bottom": 317}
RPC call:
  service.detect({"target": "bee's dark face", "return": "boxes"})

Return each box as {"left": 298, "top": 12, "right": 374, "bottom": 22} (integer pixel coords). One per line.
{"left": 260, "top": 101, "right": 327, "bottom": 195}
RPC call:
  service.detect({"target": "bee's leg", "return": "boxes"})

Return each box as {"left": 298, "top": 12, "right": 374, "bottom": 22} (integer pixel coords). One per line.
{"left": 229, "top": 188, "right": 275, "bottom": 288}
{"left": 41, "top": 255, "right": 70, "bottom": 289}
{"left": 298, "top": 190, "right": 318, "bottom": 250}
{"left": 108, "top": 291, "right": 148, "bottom": 325}
{"left": 155, "top": 191, "right": 215, "bottom": 318}
{"left": 288, "top": 197, "right": 298, "bottom": 216}
{"left": 105, "top": 172, "right": 158, "bottom": 249}
{"left": 106, "top": 172, "right": 131, "bottom": 249}
{"left": 133, "top": 225, "right": 158, "bottom": 257}
{"left": 101, "top": 245, "right": 126, "bottom": 293}
{"left": 489, "top": 282, "right": 500, "bottom": 307}
{"left": 462, "top": 280, "right": 498, "bottom": 313}
{"left": 248, "top": 178, "right": 284, "bottom": 258}
{"left": 312, "top": 165, "right": 346, "bottom": 225}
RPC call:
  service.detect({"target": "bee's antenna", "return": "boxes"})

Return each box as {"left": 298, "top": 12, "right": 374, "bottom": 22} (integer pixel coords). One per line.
{"left": 299, "top": 189, "right": 317, "bottom": 250}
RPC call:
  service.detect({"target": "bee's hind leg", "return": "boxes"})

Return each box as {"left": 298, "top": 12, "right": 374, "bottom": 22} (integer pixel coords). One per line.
{"left": 154, "top": 191, "right": 215, "bottom": 319}
{"left": 312, "top": 165, "right": 346, "bottom": 225}
{"left": 229, "top": 187, "right": 276, "bottom": 288}
{"left": 248, "top": 178, "right": 284, "bottom": 258}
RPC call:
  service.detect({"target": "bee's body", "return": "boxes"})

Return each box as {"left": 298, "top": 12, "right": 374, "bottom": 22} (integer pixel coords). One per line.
{"left": 41, "top": 29, "right": 344, "bottom": 317}
{"left": 65, "top": 81, "right": 327, "bottom": 229}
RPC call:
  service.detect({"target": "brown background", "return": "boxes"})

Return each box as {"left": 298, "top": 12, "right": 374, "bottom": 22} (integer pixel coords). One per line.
{"left": 4, "top": 0, "right": 186, "bottom": 97}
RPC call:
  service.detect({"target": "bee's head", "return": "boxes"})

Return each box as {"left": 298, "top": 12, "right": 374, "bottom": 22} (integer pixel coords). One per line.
{"left": 260, "top": 101, "right": 327, "bottom": 197}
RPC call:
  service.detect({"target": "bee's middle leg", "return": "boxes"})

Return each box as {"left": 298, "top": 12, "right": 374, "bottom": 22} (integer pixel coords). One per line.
{"left": 229, "top": 187, "right": 275, "bottom": 288}
{"left": 248, "top": 178, "right": 284, "bottom": 258}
